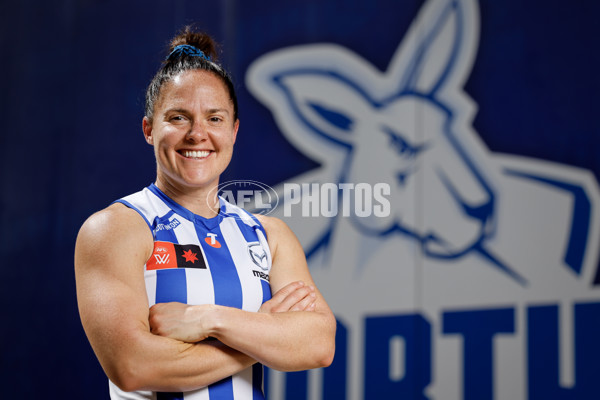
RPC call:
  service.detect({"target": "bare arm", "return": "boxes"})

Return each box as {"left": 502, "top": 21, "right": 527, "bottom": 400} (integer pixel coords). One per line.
{"left": 75, "top": 204, "right": 256, "bottom": 392}
{"left": 150, "top": 215, "right": 337, "bottom": 371}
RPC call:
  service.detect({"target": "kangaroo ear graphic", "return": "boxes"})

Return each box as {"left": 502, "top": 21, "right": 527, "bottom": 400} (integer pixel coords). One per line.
{"left": 247, "top": 45, "right": 379, "bottom": 163}
{"left": 270, "top": 71, "right": 374, "bottom": 148}
{"left": 387, "top": 0, "right": 479, "bottom": 97}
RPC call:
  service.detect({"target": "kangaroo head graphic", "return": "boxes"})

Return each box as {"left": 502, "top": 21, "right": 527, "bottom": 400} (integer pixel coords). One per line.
{"left": 247, "top": 0, "right": 514, "bottom": 269}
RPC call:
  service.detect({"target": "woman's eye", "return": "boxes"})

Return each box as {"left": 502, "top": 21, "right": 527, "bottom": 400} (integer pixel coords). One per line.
{"left": 168, "top": 115, "right": 188, "bottom": 124}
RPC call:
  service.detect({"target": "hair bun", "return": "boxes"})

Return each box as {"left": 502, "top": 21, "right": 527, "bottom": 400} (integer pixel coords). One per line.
{"left": 168, "top": 25, "right": 219, "bottom": 62}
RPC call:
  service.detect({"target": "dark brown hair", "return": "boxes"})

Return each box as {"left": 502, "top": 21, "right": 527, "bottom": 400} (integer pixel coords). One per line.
{"left": 144, "top": 26, "right": 238, "bottom": 122}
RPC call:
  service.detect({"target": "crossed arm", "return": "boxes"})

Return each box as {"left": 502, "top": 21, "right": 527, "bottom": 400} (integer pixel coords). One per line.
{"left": 75, "top": 203, "right": 336, "bottom": 393}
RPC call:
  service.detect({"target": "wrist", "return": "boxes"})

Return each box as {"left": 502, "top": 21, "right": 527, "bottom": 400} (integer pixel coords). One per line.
{"left": 203, "top": 304, "right": 225, "bottom": 339}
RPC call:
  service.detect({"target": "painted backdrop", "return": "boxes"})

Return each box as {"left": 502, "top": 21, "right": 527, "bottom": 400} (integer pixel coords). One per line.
{"left": 1, "top": 0, "right": 599, "bottom": 399}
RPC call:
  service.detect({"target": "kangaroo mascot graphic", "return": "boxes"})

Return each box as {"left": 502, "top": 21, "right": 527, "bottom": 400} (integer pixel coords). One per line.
{"left": 246, "top": 0, "right": 600, "bottom": 398}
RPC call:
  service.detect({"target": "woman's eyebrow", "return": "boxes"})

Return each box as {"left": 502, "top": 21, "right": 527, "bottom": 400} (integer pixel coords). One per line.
{"left": 206, "top": 108, "right": 231, "bottom": 115}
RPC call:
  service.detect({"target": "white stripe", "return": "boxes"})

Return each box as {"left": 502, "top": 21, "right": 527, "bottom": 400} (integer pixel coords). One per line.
{"left": 173, "top": 217, "right": 202, "bottom": 245}
{"left": 144, "top": 270, "right": 157, "bottom": 306}
{"left": 221, "top": 217, "right": 263, "bottom": 312}
{"left": 186, "top": 268, "right": 215, "bottom": 306}
{"left": 184, "top": 387, "right": 210, "bottom": 400}
{"left": 109, "top": 380, "right": 153, "bottom": 399}
{"left": 255, "top": 228, "right": 272, "bottom": 271}
{"left": 231, "top": 367, "right": 254, "bottom": 399}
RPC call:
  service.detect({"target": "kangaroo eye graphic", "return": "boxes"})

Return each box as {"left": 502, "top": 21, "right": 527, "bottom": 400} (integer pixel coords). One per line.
{"left": 383, "top": 126, "right": 427, "bottom": 159}
{"left": 309, "top": 102, "right": 354, "bottom": 131}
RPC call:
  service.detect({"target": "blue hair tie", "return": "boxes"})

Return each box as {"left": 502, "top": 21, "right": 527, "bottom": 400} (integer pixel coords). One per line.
{"left": 166, "top": 44, "right": 212, "bottom": 62}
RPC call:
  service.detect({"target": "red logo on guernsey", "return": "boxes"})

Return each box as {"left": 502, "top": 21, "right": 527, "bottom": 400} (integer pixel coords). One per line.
{"left": 146, "top": 241, "right": 207, "bottom": 270}
{"left": 205, "top": 233, "right": 222, "bottom": 248}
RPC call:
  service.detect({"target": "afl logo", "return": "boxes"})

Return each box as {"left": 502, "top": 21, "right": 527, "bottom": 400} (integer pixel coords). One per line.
{"left": 207, "top": 180, "right": 279, "bottom": 216}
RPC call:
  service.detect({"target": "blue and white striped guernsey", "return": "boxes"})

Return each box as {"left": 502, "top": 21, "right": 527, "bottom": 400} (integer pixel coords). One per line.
{"left": 109, "top": 184, "right": 272, "bottom": 400}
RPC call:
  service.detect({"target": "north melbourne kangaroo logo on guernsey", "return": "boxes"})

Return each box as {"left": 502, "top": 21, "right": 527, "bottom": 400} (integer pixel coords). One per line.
{"left": 246, "top": 0, "right": 600, "bottom": 399}
{"left": 248, "top": 242, "right": 269, "bottom": 270}
{"left": 146, "top": 242, "right": 207, "bottom": 270}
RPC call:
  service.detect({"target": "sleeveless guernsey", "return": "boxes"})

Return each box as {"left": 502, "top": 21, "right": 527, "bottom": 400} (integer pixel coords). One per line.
{"left": 109, "top": 184, "right": 272, "bottom": 400}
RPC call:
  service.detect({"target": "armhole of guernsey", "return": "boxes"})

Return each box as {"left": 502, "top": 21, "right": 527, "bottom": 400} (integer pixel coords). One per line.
{"left": 112, "top": 199, "right": 153, "bottom": 230}
{"left": 113, "top": 187, "right": 170, "bottom": 236}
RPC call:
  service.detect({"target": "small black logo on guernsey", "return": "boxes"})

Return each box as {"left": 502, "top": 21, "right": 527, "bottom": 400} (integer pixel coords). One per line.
{"left": 253, "top": 270, "right": 270, "bottom": 282}
{"left": 175, "top": 244, "right": 207, "bottom": 269}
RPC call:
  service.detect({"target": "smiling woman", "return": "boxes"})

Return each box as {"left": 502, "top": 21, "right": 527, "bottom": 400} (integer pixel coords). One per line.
{"left": 74, "top": 26, "right": 336, "bottom": 400}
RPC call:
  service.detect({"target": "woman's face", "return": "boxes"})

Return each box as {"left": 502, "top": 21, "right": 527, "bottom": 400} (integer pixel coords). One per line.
{"left": 143, "top": 70, "right": 239, "bottom": 192}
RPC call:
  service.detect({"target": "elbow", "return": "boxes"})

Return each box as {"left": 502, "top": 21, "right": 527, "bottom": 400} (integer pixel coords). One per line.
{"left": 322, "top": 344, "right": 335, "bottom": 368}
{"left": 314, "top": 350, "right": 334, "bottom": 369}
{"left": 301, "top": 323, "right": 336, "bottom": 370}
{"left": 303, "top": 313, "right": 336, "bottom": 369}
{"left": 106, "top": 358, "right": 148, "bottom": 392}
{"left": 283, "top": 342, "right": 335, "bottom": 371}
{"left": 315, "top": 338, "right": 336, "bottom": 369}
{"left": 317, "top": 314, "right": 337, "bottom": 368}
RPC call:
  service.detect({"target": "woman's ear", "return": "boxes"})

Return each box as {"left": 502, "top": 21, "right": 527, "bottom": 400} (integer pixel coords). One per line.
{"left": 233, "top": 118, "right": 240, "bottom": 144}
{"left": 142, "top": 116, "right": 154, "bottom": 145}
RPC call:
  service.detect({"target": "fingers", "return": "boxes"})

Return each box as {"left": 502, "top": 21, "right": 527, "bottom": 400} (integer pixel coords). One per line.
{"left": 272, "top": 281, "right": 306, "bottom": 302}
{"left": 260, "top": 281, "right": 317, "bottom": 313}
{"left": 287, "top": 289, "right": 316, "bottom": 311}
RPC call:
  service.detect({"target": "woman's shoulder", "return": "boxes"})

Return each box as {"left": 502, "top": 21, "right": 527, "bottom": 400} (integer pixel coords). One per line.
{"left": 76, "top": 203, "right": 154, "bottom": 259}
{"left": 254, "top": 214, "right": 286, "bottom": 232}
{"left": 254, "top": 214, "right": 299, "bottom": 251}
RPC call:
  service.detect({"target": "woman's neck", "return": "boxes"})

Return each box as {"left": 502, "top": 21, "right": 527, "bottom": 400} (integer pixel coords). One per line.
{"left": 155, "top": 177, "right": 221, "bottom": 218}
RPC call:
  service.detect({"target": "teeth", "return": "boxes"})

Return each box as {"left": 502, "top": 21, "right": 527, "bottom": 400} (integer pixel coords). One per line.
{"left": 183, "top": 150, "right": 210, "bottom": 158}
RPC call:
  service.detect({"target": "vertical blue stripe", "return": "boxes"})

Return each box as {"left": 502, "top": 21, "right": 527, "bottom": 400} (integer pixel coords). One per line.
{"left": 196, "top": 221, "right": 243, "bottom": 308}
{"left": 155, "top": 269, "right": 187, "bottom": 303}
{"left": 285, "top": 371, "right": 308, "bottom": 400}
{"left": 252, "top": 363, "right": 265, "bottom": 400}
{"left": 264, "top": 367, "right": 270, "bottom": 400}
{"left": 208, "top": 376, "right": 235, "bottom": 400}
{"left": 233, "top": 217, "right": 260, "bottom": 243}
{"left": 155, "top": 268, "right": 186, "bottom": 400}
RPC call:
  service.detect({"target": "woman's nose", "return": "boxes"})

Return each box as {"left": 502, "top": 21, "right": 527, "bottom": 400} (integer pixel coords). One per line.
{"left": 186, "top": 121, "right": 208, "bottom": 141}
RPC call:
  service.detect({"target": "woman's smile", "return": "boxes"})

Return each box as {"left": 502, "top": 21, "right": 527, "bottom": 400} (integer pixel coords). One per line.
{"left": 178, "top": 149, "right": 213, "bottom": 160}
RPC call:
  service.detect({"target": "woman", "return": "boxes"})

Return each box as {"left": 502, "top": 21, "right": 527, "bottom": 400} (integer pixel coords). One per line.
{"left": 75, "top": 27, "right": 336, "bottom": 400}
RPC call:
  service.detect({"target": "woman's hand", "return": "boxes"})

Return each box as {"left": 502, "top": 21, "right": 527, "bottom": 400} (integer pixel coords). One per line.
{"left": 149, "top": 281, "right": 315, "bottom": 342}
{"left": 259, "top": 281, "right": 316, "bottom": 313}
{"left": 149, "top": 302, "right": 216, "bottom": 343}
